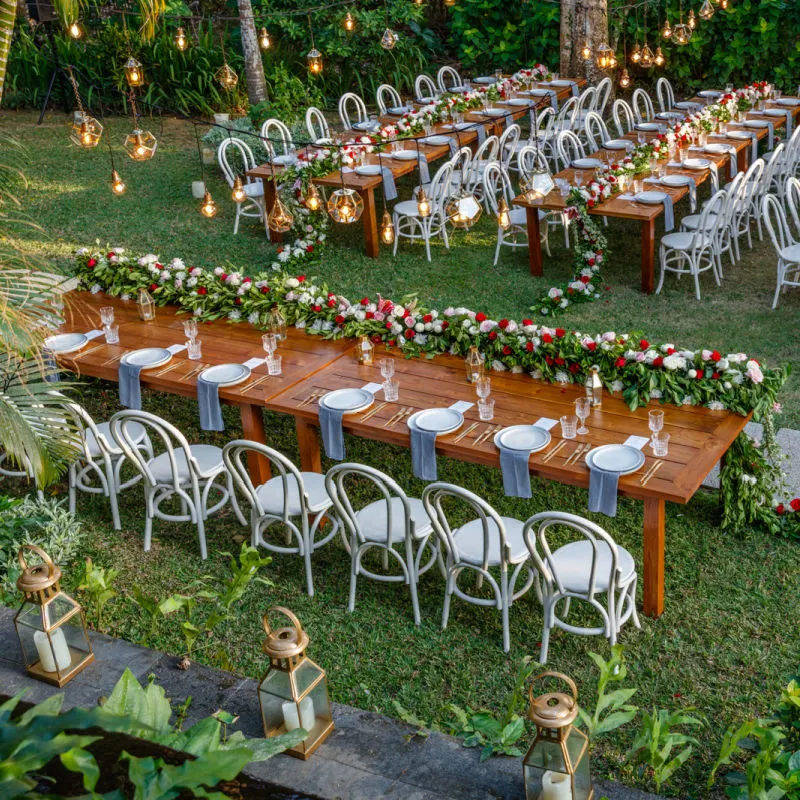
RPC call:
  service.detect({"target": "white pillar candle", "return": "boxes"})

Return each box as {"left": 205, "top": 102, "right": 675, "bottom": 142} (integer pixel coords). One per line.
{"left": 282, "top": 696, "right": 315, "bottom": 732}
{"left": 33, "top": 628, "right": 71, "bottom": 673}
{"left": 541, "top": 770, "right": 572, "bottom": 800}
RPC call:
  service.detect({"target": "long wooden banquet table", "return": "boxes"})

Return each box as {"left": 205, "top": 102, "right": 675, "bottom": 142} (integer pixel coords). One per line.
{"left": 513, "top": 95, "right": 800, "bottom": 294}
{"left": 248, "top": 80, "right": 585, "bottom": 257}
{"left": 56, "top": 292, "right": 749, "bottom": 620}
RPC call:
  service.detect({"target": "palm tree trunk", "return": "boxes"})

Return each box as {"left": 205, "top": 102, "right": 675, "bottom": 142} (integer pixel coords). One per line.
{"left": 0, "top": 0, "right": 16, "bottom": 103}
{"left": 236, "top": 0, "right": 267, "bottom": 106}
{"left": 560, "top": 0, "right": 608, "bottom": 84}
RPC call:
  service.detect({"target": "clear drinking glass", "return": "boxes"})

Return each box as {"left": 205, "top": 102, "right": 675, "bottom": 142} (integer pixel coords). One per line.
{"left": 775, "top": 89, "right": 783, "bottom": 101}
{"left": 267, "top": 355, "right": 282, "bottom": 376}
{"left": 475, "top": 376, "right": 491, "bottom": 400}
{"left": 638, "top": 131, "right": 646, "bottom": 145}
{"left": 183, "top": 319, "right": 199, "bottom": 340}
{"left": 383, "top": 379, "right": 399, "bottom": 402}
{"left": 379, "top": 358, "right": 395, "bottom": 380}
{"left": 99, "top": 306, "right": 115, "bottom": 326}
{"left": 104, "top": 324, "right": 119, "bottom": 344}
{"left": 262, "top": 333, "right": 278, "bottom": 356}
{"left": 649, "top": 409, "right": 664, "bottom": 437}
{"left": 478, "top": 398, "right": 495, "bottom": 421}
{"left": 575, "top": 397, "right": 591, "bottom": 435}
{"left": 651, "top": 431, "right": 670, "bottom": 456}
{"left": 187, "top": 339, "right": 202, "bottom": 360}
{"left": 560, "top": 414, "right": 578, "bottom": 439}
{"left": 633, "top": 178, "right": 644, "bottom": 194}
{"left": 725, "top": 83, "right": 733, "bottom": 94}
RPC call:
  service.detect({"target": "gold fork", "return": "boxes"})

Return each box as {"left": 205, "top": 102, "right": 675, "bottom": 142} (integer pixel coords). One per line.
{"left": 541, "top": 440, "right": 567, "bottom": 464}
{"left": 70, "top": 344, "right": 104, "bottom": 362}
{"left": 360, "top": 401, "right": 387, "bottom": 423}
{"left": 181, "top": 365, "right": 205, "bottom": 381}
{"left": 473, "top": 424, "right": 501, "bottom": 447}
{"left": 564, "top": 442, "right": 590, "bottom": 466}
{"left": 640, "top": 459, "right": 664, "bottom": 486}
{"left": 382, "top": 406, "right": 408, "bottom": 427}
{"left": 152, "top": 361, "right": 180, "bottom": 378}
{"left": 392, "top": 407, "right": 414, "bottom": 427}
{"left": 102, "top": 350, "right": 128, "bottom": 366}
{"left": 298, "top": 389, "right": 324, "bottom": 408}
{"left": 242, "top": 374, "right": 270, "bottom": 393}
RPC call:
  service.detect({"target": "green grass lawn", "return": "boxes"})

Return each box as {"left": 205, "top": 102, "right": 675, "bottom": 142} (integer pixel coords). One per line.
{"left": 3, "top": 109, "right": 800, "bottom": 797}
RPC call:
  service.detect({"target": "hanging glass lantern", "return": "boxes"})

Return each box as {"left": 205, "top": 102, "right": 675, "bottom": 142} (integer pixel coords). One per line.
{"left": 699, "top": 0, "right": 715, "bottom": 18}
{"left": 630, "top": 42, "right": 642, "bottom": 63}
{"left": 688, "top": 9, "right": 697, "bottom": 28}
{"left": 580, "top": 41, "right": 592, "bottom": 60}
{"left": 258, "top": 607, "right": 334, "bottom": 760}
{"left": 444, "top": 0, "right": 456, "bottom": 6}
{"left": 662, "top": 18, "right": 673, "bottom": 38}
{"left": 673, "top": 22, "right": 692, "bottom": 43}
{"left": 342, "top": 11, "right": 356, "bottom": 32}
{"left": 123, "top": 57, "right": 144, "bottom": 88}
{"left": 416, "top": 187, "right": 431, "bottom": 218}
{"left": 200, "top": 190, "right": 217, "bottom": 218}
{"left": 380, "top": 209, "right": 395, "bottom": 244}
{"left": 307, "top": 48, "right": 323, "bottom": 75}
{"left": 268, "top": 196, "right": 295, "bottom": 231}
{"left": 259, "top": 27, "right": 271, "bottom": 50}
{"left": 607, "top": 51, "right": 618, "bottom": 69}
{"left": 13, "top": 546, "right": 94, "bottom": 688}
{"left": 619, "top": 68, "right": 632, "bottom": 88}
{"left": 71, "top": 113, "right": 103, "bottom": 148}
{"left": 68, "top": 21, "right": 83, "bottom": 39}
{"left": 522, "top": 672, "right": 593, "bottom": 800}
{"left": 175, "top": 27, "right": 188, "bottom": 51}
{"left": 639, "top": 43, "right": 655, "bottom": 68}
{"left": 304, "top": 183, "right": 322, "bottom": 212}
{"left": 327, "top": 188, "right": 363, "bottom": 223}
{"left": 445, "top": 190, "right": 482, "bottom": 229}
{"left": 521, "top": 166, "right": 555, "bottom": 202}
{"left": 497, "top": 197, "right": 511, "bottom": 230}
{"left": 267, "top": 306, "right": 287, "bottom": 341}
{"left": 215, "top": 63, "right": 239, "bottom": 89}
{"left": 654, "top": 46, "right": 666, "bottom": 67}
{"left": 231, "top": 176, "right": 247, "bottom": 203}
{"left": 124, "top": 129, "right": 158, "bottom": 161}
{"left": 595, "top": 42, "right": 615, "bottom": 70}
{"left": 380, "top": 28, "right": 399, "bottom": 50}
{"left": 111, "top": 169, "right": 127, "bottom": 195}
{"left": 720, "top": 0, "right": 729, "bottom": 8}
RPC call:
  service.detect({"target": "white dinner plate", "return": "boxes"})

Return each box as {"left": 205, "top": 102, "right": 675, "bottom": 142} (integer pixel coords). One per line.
{"left": 474, "top": 77, "right": 497, "bottom": 85}
{"left": 199, "top": 363, "right": 251, "bottom": 387}
{"left": 635, "top": 122, "right": 661, "bottom": 131}
{"left": 355, "top": 164, "right": 382, "bottom": 176}
{"left": 656, "top": 111, "right": 684, "bottom": 120}
{"left": 387, "top": 106, "right": 413, "bottom": 115}
{"left": 320, "top": 388, "right": 374, "bottom": 413}
{"left": 449, "top": 85, "right": 470, "bottom": 93}
{"left": 660, "top": 174, "right": 692, "bottom": 187}
{"left": 412, "top": 408, "right": 464, "bottom": 434}
{"left": 698, "top": 90, "right": 723, "bottom": 98}
{"left": 764, "top": 108, "right": 788, "bottom": 116}
{"left": 507, "top": 98, "right": 533, "bottom": 107}
{"left": 44, "top": 332, "right": 88, "bottom": 354}
{"left": 603, "top": 139, "right": 631, "bottom": 150}
{"left": 704, "top": 143, "right": 733, "bottom": 154}
{"left": 551, "top": 79, "right": 573, "bottom": 87}
{"left": 271, "top": 154, "right": 295, "bottom": 166}
{"left": 776, "top": 98, "right": 800, "bottom": 107}
{"left": 674, "top": 101, "right": 702, "bottom": 109}
{"left": 634, "top": 191, "right": 667, "bottom": 205}
{"left": 743, "top": 120, "right": 770, "bottom": 128}
{"left": 422, "top": 135, "right": 451, "bottom": 146}
{"left": 494, "top": 425, "right": 551, "bottom": 453}
{"left": 388, "top": 149, "right": 418, "bottom": 160}
{"left": 122, "top": 347, "right": 172, "bottom": 370}
{"left": 482, "top": 108, "right": 507, "bottom": 117}
{"left": 586, "top": 444, "right": 645, "bottom": 475}
{"left": 524, "top": 89, "right": 551, "bottom": 97}
{"left": 571, "top": 158, "right": 603, "bottom": 169}
{"left": 353, "top": 121, "right": 378, "bottom": 132}
{"left": 726, "top": 130, "right": 753, "bottom": 139}
{"left": 682, "top": 158, "right": 711, "bottom": 170}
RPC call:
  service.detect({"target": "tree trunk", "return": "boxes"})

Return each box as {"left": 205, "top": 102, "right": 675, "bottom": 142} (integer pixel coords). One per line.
{"left": 237, "top": 0, "right": 267, "bottom": 106}
{"left": 560, "top": 0, "right": 609, "bottom": 85}
{"left": 0, "top": 0, "right": 16, "bottom": 103}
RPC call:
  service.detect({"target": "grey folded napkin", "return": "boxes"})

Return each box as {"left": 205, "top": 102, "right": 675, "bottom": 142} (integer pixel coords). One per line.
{"left": 569, "top": 81, "right": 579, "bottom": 97}
{"left": 119, "top": 361, "right": 145, "bottom": 410}
{"left": 448, "top": 138, "right": 458, "bottom": 156}
{"left": 381, "top": 166, "right": 398, "bottom": 202}
{"left": 708, "top": 161, "right": 719, "bottom": 191}
{"left": 417, "top": 153, "right": 430, "bottom": 184}
{"left": 476, "top": 125, "right": 486, "bottom": 145}
{"left": 588, "top": 466, "right": 620, "bottom": 516}
{"left": 499, "top": 445, "right": 532, "bottom": 498}
{"left": 197, "top": 375, "right": 224, "bottom": 431}
{"left": 410, "top": 419, "right": 438, "bottom": 481}
{"left": 319, "top": 404, "right": 346, "bottom": 461}
{"left": 660, "top": 192, "right": 675, "bottom": 231}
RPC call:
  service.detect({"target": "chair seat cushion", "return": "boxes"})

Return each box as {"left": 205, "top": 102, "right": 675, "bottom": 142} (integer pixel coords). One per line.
{"left": 148, "top": 445, "right": 223, "bottom": 483}
{"left": 243, "top": 182, "right": 264, "bottom": 198}
{"left": 256, "top": 472, "right": 331, "bottom": 516}
{"left": 549, "top": 540, "right": 636, "bottom": 593}
{"left": 454, "top": 516, "right": 528, "bottom": 566}
{"left": 355, "top": 497, "right": 433, "bottom": 543}
{"left": 662, "top": 231, "right": 711, "bottom": 250}
{"left": 88, "top": 420, "right": 146, "bottom": 458}
{"left": 681, "top": 212, "right": 718, "bottom": 231}
{"left": 780, "top": 244, "right": 800, "bottom": 263}
{"left": 394, "top": 199, "right": 426, "bottom": 217}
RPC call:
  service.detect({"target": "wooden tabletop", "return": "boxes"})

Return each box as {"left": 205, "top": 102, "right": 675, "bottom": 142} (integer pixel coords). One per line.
{"left": 264, "top": 350, "right": 749, "bottom": 505}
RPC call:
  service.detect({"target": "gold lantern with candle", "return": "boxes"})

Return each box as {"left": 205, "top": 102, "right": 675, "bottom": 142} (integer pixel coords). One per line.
{"left": 445, "top": 190, "right": 482, "bottom": 229}
{"left": 259, "top": 27, "right": 272, "bottom": 50}
{"left": 71, "top": 113, "right": 103, "bottom": 149}
{"left": 327, "top": 188, "right": 363, "bottom": 224}
{"left": 123, "top": 56, "right": 144, "bottom": 87}
{"left": 357, "top": 334, "right": 374, "bottom": 365}
{"left": 257, "top": 607, "right": 334, "bottom": 760}
{"left": 307, "top": 48, "right": 323, "bottom": 75}
{"left": 380, "top": 209, "right": 395, "bottom": 244}
{"left": 523, "top": 672, "right": 593, "bottom": 800}
{"left": 464, "top": 345, "right": 484, "bottom": 383}
{"left": 267, "top": 305, "right": 287, "bottom": 341}
{"left": 124, "top": 129, "right": 158, "bottom": 161}
{"left": 13, "top": 546, "right": 94, "bottom": 687}
{"left": 137, "top": 286, "right": 156, "bottom": 321}
{"left": 175, "top": 27, "right": 188, "bottom": 51}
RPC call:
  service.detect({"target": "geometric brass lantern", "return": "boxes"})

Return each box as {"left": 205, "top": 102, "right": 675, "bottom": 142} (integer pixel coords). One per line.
{"left": 124, "top": 129, "right": 158, "bottom": 161}
{"left": 523, "top": 672, "right": 593, "bottom": 800}
{"left": 521, "top": 166, "right": 555, "bottom": 202}
{"left": 123, "top": 56, "right": 144, "bottom": 87}
{"left": 327, "top": 187, "right": 363, "bottom": 224}
{"left": 380, "top": 27, "right": 399, "bottom": 50}
{"left": 445, "top": 190, "right": 482, "bottom": 229}
{"left": 215, "top": 63, "right": 239, "bottom": 89}
{"left": 673, "top": 23, "right": 692, "bottom": 45}
{"left": 268, "top": 196, "right": 294, "bottom": 232}
{"left": 595, "top": 42, "right": 616, "bottom": 70}
{"left": 71, "top": 114, "right": 103, "bottom": 149}
{"left": 13, "top": 545, "right": 94, "bottom": 688}
{"left": 257, "top": 607, "right": 334, "bottom": 760}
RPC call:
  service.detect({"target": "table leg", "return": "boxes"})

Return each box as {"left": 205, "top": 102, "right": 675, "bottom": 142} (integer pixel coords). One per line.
{"left": 361, "top": 188, "right": 379, "bottom": 258}
{"left": 642, "top": 496, "right": 665, "bottom": 617}
{"left": 641, "top": 217, "right": 656, "bottom": 294}
{"left": 737, "top": 146, "right": 747, "bottom": 174}
{"left": 238, "top": 404, "right": 272, "bottom": 484}
{"left": 296, "top": 417, "right": 322, "bottom": 473}
{"left": 526, "top": 207, "right": 543, "bottom": 276}
{"left": 263, "top": 181, "right": 283, "bottom": 244}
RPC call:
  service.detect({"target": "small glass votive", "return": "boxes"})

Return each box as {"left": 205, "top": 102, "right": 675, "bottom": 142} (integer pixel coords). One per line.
{"left": 633, "top": 178, "right": 644, "bottom": 194}
{"left": 183, "top": 319, "right": 199, "bottom": 340}
{"left": 478, "top": 398, "right": 495, "bottom": 421}
{"left": 383, "top": 379, "right": 399, "bottom": 402}
{"left": 651, "top": 431, "right": 670, "bottom": 456}
{"left": 267, "top": 355, "right": 282, "bottom": 376}
{"left": 99, "top": 306, "right": 115, "bottom": 326}
{"left": 560, "top": 414, "right": 578, "bottom": 439}
{"left": 187, "top": 339, "right": 202, "bottom": 360}
{"left": 104, "top": 324, "right": 119, "bottom": 344}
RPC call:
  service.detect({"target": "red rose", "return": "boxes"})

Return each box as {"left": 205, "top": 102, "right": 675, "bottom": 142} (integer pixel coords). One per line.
{"left": 502, "top": 345, "right": 512, "bottom": 355}
{"left": 712, "top": 350, "right": 722, "bottom": 362}
{"left": 385, "top": 322, "right": 393, "bottom": 329}
{"left": 335, "top": 315, "right": 345, "bottom": 324}
{"left": 545, "top": 356, "right": 554, "bottom": 366}
{"left": 306, "top": 245, "right": 314, "bottom": 253}
{"left": 219, "top": 273, "right": 228, "bottom": 282}
{"left": 587, "top": 257, "right": 595, "bottom": 266}
{"left": 402, "top": 308, "right": 411, "bottom": 318}
{"left": 587, "top": 342, "right": 597, "bottom": 351}
{"left": 569, "top": 363, "right": 580, "bottom": 374}
{"left": 587, "top": 199, "right": 595, "bottom": 209}
{"left": 371, "top": 334, "right": 382, "bottom": 343}
{"left": 423, "top": 314, "right": 433, "bottom": 323}
{"left": 312, "top": 304, "right": 321, "bottom": 312}
{"left": 499, "top": 319, "right": 509, "bottom": 329}
{"left": 488, "top": 331, "right": 498, "bottom": 340}
{"left": 542, "top": 333, "right": 553, "bottom": 344}
{"left": 555, "top": 328, "right": 565, "bottom": 337}
{"left": 261, "top": 286, "right": 270, "bottom": 294}
{"left": 404, "top": 329, "right": 415, "bottom": 339}
{"left": 567, "top": 288, "right": 574, "bottom": 295}
{"left": 476, "top": 312, "right": 487, "bottom": 323}
{"left": 615, "top": 357, "right": 625, "bottom": 368}
{"left": 580, "top": 275, "right": 591, "bottom": 284}
{"left": 87, "top": 258, "right": 97, "bottom": 268}
{"left": 526, "top": 341, "right": 534, "bottom": 352}
{"left": 360, "top": 297, "right": 370, "bottom": 306}
{"left": 640, "top": 339, "right": 649, "bottom": 349}
{"left": 155, "top": 263, "right": 162, "bottom": 270}
{"left": 712, "top": 371, "right": 720, "bottom": 379}
{"left": 522, "top": 319, "right": 533, "bottom": 326}
{"left": 365, "top": 311, "right": 374, "bottom": 319}
{"left": 387, "top": 338, "right": 395, "bottom": 346}
{"left": 441, "top": 321, "right": 449, "bottom": 330}
{"left": 235, "top": 297, "right": 243, "bottom": 305}
{"left": 667, "top": 347, "right": 676, "bottom": 355}
{"left": 149, "top": 283, "right": 158, "bottom": 292}
{"left": 106, "top": 252, "right": 115, "bottom": 258}
{"left": 776, "top": 504, "right": 785, "bottom": 515}
{"left": 791, "top": 498, "right": 800, "bottom": 511}
{"left": 327, "top": 299, "right": 336, "bottom": 307}
{"left": 555, "top": 357, "right": 565, "bottom": 366}
{"left": 298, "top": 275, "right": 306, "bottom": 283}
{"left": 198, "top": 287, "right": 208, "bottom": 295}
{"left": 653, "top": 356, "right": 663, "bottom": 367}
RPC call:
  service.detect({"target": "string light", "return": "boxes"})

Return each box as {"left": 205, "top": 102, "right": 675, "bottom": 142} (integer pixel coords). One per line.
{"left": 123, "top": 56, "right": 144, "bottom": 87}
{"left": 215, "top": 63, "right": 239, "bottom": 88}
{"left": 688, "top": 9, "right": 697, "bottom": 28}
{"left": 416, "top": 187, "right": 431, "bottom": 217}
{"left": 662, "top": 17, "right": 672, "bottom": 38}
{"left": 655, "top": 46, "right": 665, "bottom": 66}
{"left": 201, "top": 190, "right": 217, "bottom": 218}
{"left": 699, "top": 0, "right": 714, "bottom": 19}
{"left": 640, "top": 43, "right": 654, "bottom": 67}
{"left": 259, "top": 27, "right": 271, "bottom": 50}
{"left": 581, "top": 40, "right": 593, "bottom": 60}
{"left": 342, "top": 11, "right": 355, "bottom": 31}
{"left": 231, "top": 176, "right": 246, "bottom": 203}
{"left": 380, "top": 27, "right": 399, "bottom": 49}
{"left": 306, "top": 14, "right": 323, "bottom": 73}
{"left": 175, "top": 27, "right": 188, "bottom": 50}
{"left": 444, "top": 0, "right": 456, "bottom": 6}
{"left": 123, "top": 94, "right": 157, "bottom": 160}
{"left": 497, "top": 198, "right": 511, "bottom": 230}
{"left": 268, "top": 195, "right": 295, "bottom": 230}
{"left": 619, "top": 68, "right": 631, "bottom": 88}
{"left": 720, "top": 0, "right": 729, "bottom": 7}
{"left": 674, "top": 2, "right": 692, "bottom": 44}
{"left": 68, "top": 21, "right": 82, "bottom": 38}
{"left": 327, "top": 187, "right": 362, "bottom": 223}
{"left": 631, "top": 42, "right": 641, "bottom": 63}
{"left": 67, "top": 68, "right": 103, "bottom": 148}
{"left": 380, "top": 209, "right": 395, "bottom": 244}
{"left": 111, "top": 169, "right": 127, "bottom": 195}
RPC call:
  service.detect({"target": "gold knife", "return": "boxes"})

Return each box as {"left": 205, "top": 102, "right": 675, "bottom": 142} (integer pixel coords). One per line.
{"left": 298, "top": 389, "right": 323, "bottom": 408}
{"left": 453, "top": 422, "right": 479, "bottom": 443}
{"left": 541, "top": 440, "right": 567, "bottom": 463}
{"left": 70, "top": 344, "right": 104, "bottom": 362}
{"left": 360, "top": 401, "right": 387, "bottom": 423}
{"left": 383, "top": 406, "right": 408, "bottom": 427}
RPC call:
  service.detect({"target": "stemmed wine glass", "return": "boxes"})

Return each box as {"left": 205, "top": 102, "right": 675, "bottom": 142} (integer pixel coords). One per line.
{"left": 183, "top": 319, "right": 199, "bottom": 341}
{"left": 379, "top": 358, "right": 395, "bottom": 380}
{"left": 575, "top": 397, "right": 591, "bottom": 435}
{"left": 99, "top": 306, "right": 115, "bottom": 327}
{"left": 262, "top": 333, "right": 278, "bottom": 357}
{"left": 475, "top": 376, "right": 491, "bottom": 400}
{"left": 648, "top": 409, "right": 664, "bottom": 442}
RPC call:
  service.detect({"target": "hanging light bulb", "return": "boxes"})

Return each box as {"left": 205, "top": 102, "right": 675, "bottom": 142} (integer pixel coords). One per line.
{"left": 662, "top": 17, "right": 673, "bottom": 38}
{"left": 688, "top": 9, "right": 697, "bottom": 28}
{"left": 123, "top": 57, "right": 144, "bottom": 88}
{"left": 124, "top": 129, "right": 157, "bottom": 160}
{"left": 619, "top": 68, "right": 632, "bottom": 88}
{"left": 640, "top": 43, "right": 655, "bottom": 68}
{"left": 200, "top": 190, "right": 217, "bottom": 218}
{"left": 304, "top": 183, "right": 322, "bottom": 211}
{"left": 413, "top": 0, "right": 424, "bottom": 4}
{"left": 71, "top": 114, "right": 103, "bottom": 148}
{"left": 699, "top": 0, "right": 714, "bottom": 18}
{"left": 68, "top": 21, "right": 82, "bottom": 39}
{"left": 608, "top": 51, "right": 618, "bottom": 69}
{"left": 596, "top": 42, "right": 615, "bottom": 70}
{"left": 497, "top": 198, "right": 511, "bottom": 230}
{"left": 380, "top": 210, "right": 395, "bottom": 244}
{"left": 720, "top": 0, "right": 728, "bottom": 7}
{"left": 259, "top": 27, "right": 271, "bottom": 50}
{"left": 231, "top": 176, "right": 246, "bottom": 203}
{"left": 631, "top": 42, "right": 642, "bottom": 63}
{"left": 381, "top": 28, "right": 399, "bottom": 49}
{"left": 416, "top": 187, "right": 431, "bottom": 217}
{"left": 444, "top": 0, "right": 456, "bottom": 5}
{"left": 343, "top": 11, "right": 356, "bottom": 32}
{"left": 654, "top": 46, "right": 666, "bottom": 66}
{"left": 327, "top": 188, "right": 363, "bottom": 223}
{"left": 110, "top": 169, "right": 126, "bottom": 195}
{"left": 581, "top": 40, "right": 592, "bottom": 60}
{"left": 215, "top": 63, "right": 239, "bottom": 89}
{"left": 175, "top": 27, "right": 188, "bottom": 51}
{"left": 307, "top": 48, "right": 323, "bottom": 74}
{"left": 268, "top": 196, "right": 294, "bottom": 231}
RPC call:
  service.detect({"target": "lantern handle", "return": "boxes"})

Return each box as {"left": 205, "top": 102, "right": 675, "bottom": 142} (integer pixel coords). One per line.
{"left": 17, "top": 545, "right": 56, "bottom": 577}
{"left": 530, "top": 671, "right": 578, "bottom": 704}
{"left": 262, "top": 606, "right": 303, "bottom": 638}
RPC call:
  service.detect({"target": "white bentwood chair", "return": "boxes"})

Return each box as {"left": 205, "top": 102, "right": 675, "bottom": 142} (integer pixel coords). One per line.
{"left": 217, "top": 138, "right": 265, "bottom": 235}
{"left": 762, "top": 193, "right": 800, "bottom": 309}
{"left": 522, "top": 511, "right": 641, "bottom": 663}
{"left": 595, "top": 76, "right": 612, "bottom": 117}
{"left": 110, "top": 410, "right": 240, "bottom": 560}
{"left": 325, "top": 463, "right": 439, "bottom": 625}
{"left": 338, "top": 92, "right": 369, "bottom": 130}
{"left": 305, "top": 106, "right": 331, "bottom": 144}
{"left": 421, "top": 483, "right": 535, "bottom": 653}
{"left": 376, "top": 83, "right": 404, "bottom": 115}
{"left": 437, "top": 65, "right": 462, "bottom": 93}
{"left": 632, "top": 88, "right": 655, "bottom": 123}
{"left": 414, "top": 74, "right": 438, "bottom": 104}
{"left": 612, "top": 98, "right": 636, "bottom": 137}
{"left": 260, "top": 118, "right": 294, "bottom": 162}
{"left": 222, "top": 440, "right": 339, "bottom": 596}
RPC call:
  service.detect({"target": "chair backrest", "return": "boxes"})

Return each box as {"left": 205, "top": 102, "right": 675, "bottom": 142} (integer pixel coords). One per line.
{"left": 338, "top": 92, "right": 368, "bottom": 130}
{"left": 62, "top": 402, "right": 112, "bottom": 467}
{"left": 612, "top": 98, "right": 636, "bottom": 136}
{"left": 376, "top": 83, "right": 403, "bottom": 115}
{"left": 762, "top": 193, "right": 796, "bottom": 256}
{"left": 576, "top": 86, "right": 596, "bottom": 118}
{"left": 761, "top": 143, "right": 786, "bottom": 195}
{"left": 632, "top": 88, "right": 655, "bottom": 122}
{"left": 325, "top": 463, "right": 418, "bottom": 549}
{"left": 222, "top": 439, "right": 310, "bottom": 525}
{"left": 428, "top": 160, "right": 456, "bottom": 207}
{"left": 437, "top": 65, "right": 461, "bottom": 93}
{"left": 522, "top": 511, "right": 623, "bottom": 601}
{"left": 595, "top": 76, "right": 612, "bottom": 117}
{"left": 450, "top": 145, "right": 473, "bottom": 189}
{"left": 786, "top": 175, "right": 800, "bottom": 237}
{"left": 414, "top": 74, "right": 438, "bottom": 103}
{"left": 529, "top": 106, "right": 555, "bottom": 142}
{"left": 690, "top": 189, "right": 727, "bottom": 252}
{"left": 109, "top": 410, "right": 200, "bottom": 492}
{"left": 517, "top": 144, "right": 550, "bottom": 182}
{"left": 498, "top": 123, "right": 521, "bottom": 171}
{"left": 421, "top": 482, "right": 511, "bottom": 572}
{"left": 466, "top": 134, "right": 499, "bottom": 187}
{"left": 260, "top": 118, "right": 293, "bottom": 159}
{"left": 555, "top": 96, "right": 579, "bottom": 130}
{"left": 217, "top": 137, "right": 258, "bottom": 189}
{"left": 656, "top": 78, "right": 675, "bottom": 113}
{"left": 584, "top": 111, "right": 610, "bottom": 152}
{"left": 556, "top": 129, "right": 585, "bottom": 170}
{"left": 305, "top": 106, "right": 330, "bottom": 143}
{"left": 721, "top": 171, "right": 745, "bottom": 227}
{"left": 738, "top": 157, "right": 765, "bottom": 211}
{"left": 483, "top": 161, "right": 515, "bottom": 216}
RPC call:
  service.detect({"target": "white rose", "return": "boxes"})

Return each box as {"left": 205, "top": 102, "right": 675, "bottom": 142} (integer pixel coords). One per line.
{"left": 415, "top": 322, "right": 424, "bottom": 333}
